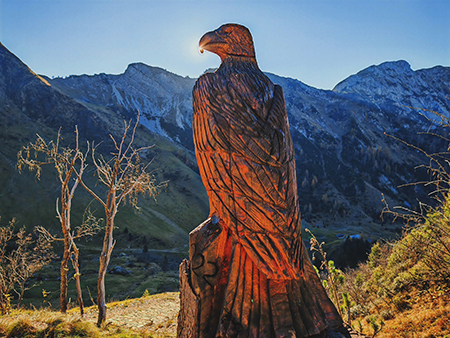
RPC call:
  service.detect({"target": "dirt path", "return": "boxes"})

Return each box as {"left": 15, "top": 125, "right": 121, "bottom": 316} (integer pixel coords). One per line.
{"left": 73, "top": 292, "right": 179, "bottom": 337}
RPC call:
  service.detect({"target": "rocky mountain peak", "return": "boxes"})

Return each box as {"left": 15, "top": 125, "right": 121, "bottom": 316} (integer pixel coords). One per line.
{"left": 124, "top": 63, "right": 194, "bottom": 94}
{"left": 333, "top": 60, "right": 450, "bottom": 119}
{"left": 49, "top": 61, "right": 195, "bottom": 146}
{"left": 333, "top": 60, "right": 414, "bottom": 94}
{"left": 125, "top": 62, "right": 168, "bottom": 76}
{"left": 370, "top": 60, "right": 412, "bottom": 74}
{"left": 0, "top": 43, "right": 51, "bottom": 101}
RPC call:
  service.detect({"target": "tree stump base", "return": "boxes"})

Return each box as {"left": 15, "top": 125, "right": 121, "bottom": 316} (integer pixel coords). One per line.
{"left": 178, "top": 218, "right": 350, "bottom": 338}
{"left": 178, "top": 259, "right": 199, "bottom": 337}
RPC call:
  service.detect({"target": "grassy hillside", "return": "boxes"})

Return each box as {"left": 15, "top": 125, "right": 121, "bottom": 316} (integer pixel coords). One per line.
{"left": 1, "top": 120, "right": 208, "bottom": 244}
{"left": 332, "top": 228, "right": 450, "bottom": 337}
{"left": 0, "top": 112, "right": 209, "bottom": 308}
{"left": 311, "top": 192, "right": 450, "bottom": 336}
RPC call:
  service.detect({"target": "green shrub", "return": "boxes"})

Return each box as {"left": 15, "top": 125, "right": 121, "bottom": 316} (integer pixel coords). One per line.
{"left": 350, "top": 304, "right": 369, "bottom": 318}
{"left": 391, "top": 294, "right": 409, "bottom": 312}
{"left": 368, "top": 243, "right": 383, "bottom": 269}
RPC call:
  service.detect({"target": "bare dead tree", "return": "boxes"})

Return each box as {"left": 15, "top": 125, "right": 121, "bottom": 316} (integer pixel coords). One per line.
{"left": 17, "top": 127, "right": 92, "bottom": 314}
{"left": 72, "top": 116, "right": 167, "bottom": 326}
{"left": 35, "top": 208, "right": 102, "bottom": 315}
{"left": 0, "top": 218, "right": 53, "bottom": 314}
{"left": 0, "top": 219, "right": 15, "bottom": 314}
{"left": 17, "top": 117, "right": 166, "bottom": 324}
{"left": 71, "top": 209, "right": 102, "bottom": 315}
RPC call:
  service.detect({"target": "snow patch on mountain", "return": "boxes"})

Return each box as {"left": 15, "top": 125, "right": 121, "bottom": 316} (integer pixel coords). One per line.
{"left": 50, "top": 63, "right": 195, "bottom": 145}
{"left": 334, "top": 60, "right": 450, "bottom": 122}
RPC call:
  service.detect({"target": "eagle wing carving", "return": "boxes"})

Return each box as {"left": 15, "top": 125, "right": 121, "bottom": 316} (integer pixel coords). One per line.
{"left": 193, "top": 71, "right": 302, "bottom": 279}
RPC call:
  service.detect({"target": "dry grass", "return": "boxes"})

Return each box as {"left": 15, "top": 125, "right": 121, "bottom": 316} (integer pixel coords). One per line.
{"left": 1, "top": 286, "right": 449, "bottom": 337}
{"left": 348, "top": 284, "right": 450, "bottom": 338}
{"left": 0, "top": 292, "right": 179, "bottom": 337}
{"left": 378, "top": 294, "right": 450, "bottom": 338}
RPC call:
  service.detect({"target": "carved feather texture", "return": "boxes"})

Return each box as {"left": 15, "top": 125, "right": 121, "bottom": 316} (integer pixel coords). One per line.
{"left": 193, "top": 57, "right": 302, "bottom": 279}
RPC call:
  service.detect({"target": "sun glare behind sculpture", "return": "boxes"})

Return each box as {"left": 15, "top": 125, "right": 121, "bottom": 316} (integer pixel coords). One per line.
{"left": 184, "top": 34, "right": 205, "bottom": 63}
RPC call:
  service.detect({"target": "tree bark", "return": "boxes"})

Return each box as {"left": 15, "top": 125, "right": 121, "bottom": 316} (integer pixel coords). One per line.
{"left": 59, "top": 183, "right": 71, "bottom": 314}
{"left": 178, "top": 259, "right": 199, "bottom": 338}
{"left": 97, "top": 261, "right": 107, "bottom": 327}
{"left": 60, "top": 236, "right": 70, "bottom": 313}
{"left": 72, "top": 243, "right": 84, "bottom": 316}
{"left": 96, "top": 212, "right": 115, "bottom": 327}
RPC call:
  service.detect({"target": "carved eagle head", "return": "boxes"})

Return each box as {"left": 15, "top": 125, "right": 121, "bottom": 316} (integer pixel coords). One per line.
{"left": 199, "top": 23, "right": 255, "bottom": 61}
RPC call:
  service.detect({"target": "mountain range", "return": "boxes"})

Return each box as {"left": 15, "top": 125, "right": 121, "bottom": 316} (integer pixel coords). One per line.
{"left": 1, "top": 41, "right": 450, "bottom": 256}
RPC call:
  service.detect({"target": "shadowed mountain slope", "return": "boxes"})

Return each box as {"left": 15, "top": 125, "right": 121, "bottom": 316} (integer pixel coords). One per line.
{"left": 0, "top": 43, "right": 208, "bottom": 249}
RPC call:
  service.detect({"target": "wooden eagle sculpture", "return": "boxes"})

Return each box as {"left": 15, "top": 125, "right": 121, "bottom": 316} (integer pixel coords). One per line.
{"left": 178, "top": 24, "right": 348, "bottom": 338}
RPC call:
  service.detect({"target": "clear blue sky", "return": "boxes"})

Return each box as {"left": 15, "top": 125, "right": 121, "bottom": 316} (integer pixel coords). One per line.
{"left": 1, "top": 0, "right": 449, "bottom": 89}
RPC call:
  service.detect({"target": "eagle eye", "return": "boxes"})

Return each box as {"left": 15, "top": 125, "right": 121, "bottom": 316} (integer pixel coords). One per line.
{"left": 221, "top": 26, "right": 233, "bottom": 35}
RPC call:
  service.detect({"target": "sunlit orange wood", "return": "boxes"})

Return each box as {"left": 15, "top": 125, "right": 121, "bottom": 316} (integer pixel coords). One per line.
{"left": 178, "top": 24, "right": 349, "bottom": 338}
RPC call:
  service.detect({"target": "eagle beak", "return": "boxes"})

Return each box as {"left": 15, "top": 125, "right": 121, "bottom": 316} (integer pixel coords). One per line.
{"left": 199, "top": 30, "right": 223, "bottom": 55}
